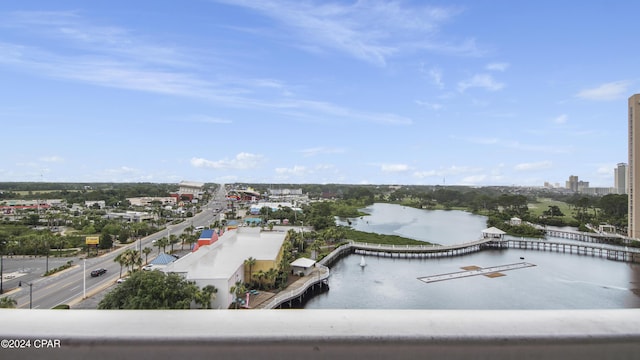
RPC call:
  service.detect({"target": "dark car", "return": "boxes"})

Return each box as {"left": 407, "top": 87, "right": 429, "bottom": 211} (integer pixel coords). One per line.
{"left": 90, "top": 268, "right": 107, "bottom": 277}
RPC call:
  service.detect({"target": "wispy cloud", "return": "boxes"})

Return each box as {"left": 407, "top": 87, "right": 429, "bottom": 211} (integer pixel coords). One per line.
{"left": 186, "top": 115, "right": 233, "bottom": 124}
{"left": 514, "top": 161, "right": 552, "bottom": 171}
{"left": 553, "top": 114, "right": 568, "bottom": 124}
{"left": 420, "top": 65, "right": 445, "bottom": 88}
{"left": 191, "top": 152, "right": 264, "bottom": 170}
{"left": 275, "top": 165, "right": 308, "bottom": 175}
{"left": 300, "top": 147, "right": 345, "bottom": 157}
{"left": 457, "top": 74, "right": 504, "bottom": 92}
{"left": 413, "top": 165, "right": 482, "bottom": 179}
{"left": 0, "top": 10, "right": 414, "bottom": 126}
{"left": 576, "top": 80, "right": 631, "bottom": 101}
{"left": 380, "top": 163, "right": 410, "bottom": 173}
{"left": 486, "top": 62, "right": 509, "bottom": 71}
{"left": 216, "top": 0, "right": 475, "bottom": 66}
{"left": 39, "top": 156, "right": 64, "bottom": 163}
{"left": 414, "top": 100, "right": 443, "bottom": 110}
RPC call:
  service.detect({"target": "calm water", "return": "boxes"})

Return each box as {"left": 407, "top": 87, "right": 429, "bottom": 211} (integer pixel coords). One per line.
{"left": 338, "top": 203, "right": 487, "bottom": 245}
{"left": 307, "top": 204, "right": 640, "bottom": 309}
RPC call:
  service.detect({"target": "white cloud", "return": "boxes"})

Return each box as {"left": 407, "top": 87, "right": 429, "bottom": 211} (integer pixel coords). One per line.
{"left": 413, "top": 165, "right": 482, "bottom": 179}
{"left": 187, "top": 115, "right": 233, "bottom": 124}
{"left": 217, "top": 0, "right": 475, "bottom": 66}
{"left": 553, "top": 114, "right": 568, "bottom": 124}
{"left": 381, "top": 163, "right": 410, "bottom": 172}
{"left": 597, "top": 164, "right": 615, "bottom": 175}
{"left": 514, "top": 161, "right": 552, "bottom": 171}
{"left": 422, "top": 66, "right": 444, "bottom": 88}
{"left": 576, "top": 80, "right": 631, "bottom": 101}
{"left": 39, "top": 156, "right": 64, "bottom": 162}
{"left": 190, "top": 152, "right": 264, "bottom": 170}
{"left": 457, "top": 74, "right": 504, "bottom": 92}
{"left": 486, "top": 62, "right": 509, "bottom": 71}
{"left": 300, "top": 147, "right": 345, "bottom": 157}
{"left": 275, "top": 165, "right": 307, "bottom": 175}
{"left": 460, "top": 174, "right": 487, "bottom": 185}
{"left": 415, "top": 100, "right": 443, "bottom": 110}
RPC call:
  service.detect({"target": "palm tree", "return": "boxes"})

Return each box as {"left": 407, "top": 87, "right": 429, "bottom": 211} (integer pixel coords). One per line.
{"left": 142, "top": 247, "right": 152, "bottom": 264}
{"left": 229, "top": 280, "right": 247, "bottom": 309}
{"left": 310, "top": 240, "right": 323, "bottom": 260}
{"left": 179, "top": 233, "right": 188, "bottom": 251}
{"left": 255, "top": 270, "right": 266, "bottom": 289}
{"left": 169, "top": 234, "right": 179, "bottom": 254}
{"left": 114, "top": 252, "right": 126, "bottom": 278}
{"left": 196, "top": 285, "right": 218, "bottom": 309}
{"left": 265, "top": 268, "right": 278, "bottom": 289}
{"left": 155, "top": 237, "right": 168, "bottom": 255}
{"left": 185, "top": 234, "right": 198, "bottom": 251}
{"left": 0, "top": 296, "right": 17, "bottom": 308}
{"left": 244, "top": 257, "right": 256, "bottom": 286}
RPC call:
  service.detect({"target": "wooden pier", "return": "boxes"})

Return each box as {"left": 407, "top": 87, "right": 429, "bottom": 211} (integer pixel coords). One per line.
{"left": 418, "top": 262, "right": 537, "bottom": 283}
{"left": 318, "top": 236, "right": 640, "bottom": 266}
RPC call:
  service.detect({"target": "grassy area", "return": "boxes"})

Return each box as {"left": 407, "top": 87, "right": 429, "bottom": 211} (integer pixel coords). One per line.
{"left": 344, "top": 228, "right": 432, "bottom": 246}
{"left": 528, "top": 198, "right": 574, "bottom": 222}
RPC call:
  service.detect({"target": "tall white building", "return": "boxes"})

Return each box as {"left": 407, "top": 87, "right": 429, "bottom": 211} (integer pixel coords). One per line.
{"left": 615, "top": 163, "right": 627, "bottom": 194}
{"left": 628, "top": 94, "right": 640, "bottom": 238}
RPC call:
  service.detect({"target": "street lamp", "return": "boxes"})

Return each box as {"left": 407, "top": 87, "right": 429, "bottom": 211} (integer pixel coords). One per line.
{"left": 0, "top": 253, "right": 4, "bottom": 294}
{"left": 18, "top": 281, "right": 33, "bottom": 309}
{"left": 83, "top": 259, "right": 86, "bottom": 299}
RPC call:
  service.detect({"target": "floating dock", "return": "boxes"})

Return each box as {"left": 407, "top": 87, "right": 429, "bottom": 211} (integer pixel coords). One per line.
{"left": 417, "top": 262, "right": 536, "bottom": 283}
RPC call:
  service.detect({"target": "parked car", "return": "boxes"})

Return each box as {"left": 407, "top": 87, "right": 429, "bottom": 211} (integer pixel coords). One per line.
{"left": 116, "top": 277, "right": 128, "bottom": 284}
{"left": 90, "top": 268, "right": 107, "bottom": 277}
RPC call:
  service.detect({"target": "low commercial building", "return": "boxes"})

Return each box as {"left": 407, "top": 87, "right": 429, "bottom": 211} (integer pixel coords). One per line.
{"left": 163, "top": 227, "right": 287, "bottom": 309}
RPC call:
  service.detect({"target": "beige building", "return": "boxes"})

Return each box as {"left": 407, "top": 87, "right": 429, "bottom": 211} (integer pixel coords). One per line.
{"left": 629, "top": 94, "right": 640, "bottom": 238}
{"left": 178, "top": 181, "right": 205, "bottom": 199}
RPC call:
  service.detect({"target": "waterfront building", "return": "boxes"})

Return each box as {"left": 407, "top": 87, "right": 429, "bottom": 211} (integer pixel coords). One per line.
{"left": 629, "top": 94, "right": 640, "bottom": 238}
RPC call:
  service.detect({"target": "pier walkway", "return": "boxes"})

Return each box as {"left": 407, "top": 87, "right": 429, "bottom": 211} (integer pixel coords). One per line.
{"left": 318, "top": 235, "right": 640, "bottom": 267}
{"left": 418, "top": 262, "right": 536, "bottom": 283}
{"left": 255, "top": 264, "right": 330, "bottom": 309}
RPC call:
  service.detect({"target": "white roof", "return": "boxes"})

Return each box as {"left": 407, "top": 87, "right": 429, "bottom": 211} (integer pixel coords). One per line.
{"left": 482, "top": 226, "right": 506, "bottom": 235}
{"left": 179, "top": 181, "right": 205, "bottom": 188}
{"left": 290, "top": 257, "right": 316, "bottom": 268}
{"left": 163, "top": 227, "right": 286, "bottom": 281}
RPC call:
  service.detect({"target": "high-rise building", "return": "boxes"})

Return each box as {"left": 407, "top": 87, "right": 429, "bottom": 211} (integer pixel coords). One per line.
{"left": 628, "top": 94, "right": 640, "bottom": 238}
{"left": 615, "top": 163, "right": 627, "bottom": 194}
{"left": 566, "top": 175, "right": 579, "bottom": 192}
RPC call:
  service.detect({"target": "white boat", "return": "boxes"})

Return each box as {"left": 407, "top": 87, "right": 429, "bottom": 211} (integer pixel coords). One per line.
{"left": 359, "top": 256, "right": 366, "bottom": 267}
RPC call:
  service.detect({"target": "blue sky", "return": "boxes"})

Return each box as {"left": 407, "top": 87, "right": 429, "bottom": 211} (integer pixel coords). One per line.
{"left": 0, "top": 1, "right": 637, "bottom": 187}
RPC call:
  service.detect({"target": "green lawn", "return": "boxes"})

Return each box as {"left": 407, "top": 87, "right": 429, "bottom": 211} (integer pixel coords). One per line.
{"left": 528, "top": 198, "right": 574, "bottom": 222}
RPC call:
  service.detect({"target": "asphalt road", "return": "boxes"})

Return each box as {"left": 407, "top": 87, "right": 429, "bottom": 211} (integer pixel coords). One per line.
{"left": 1, "top": 185, "right": 227, "bottom": 309}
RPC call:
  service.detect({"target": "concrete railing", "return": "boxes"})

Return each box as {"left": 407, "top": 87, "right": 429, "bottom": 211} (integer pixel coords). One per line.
{"left": 2, "top": 309, "right": 639, "bottom": 360}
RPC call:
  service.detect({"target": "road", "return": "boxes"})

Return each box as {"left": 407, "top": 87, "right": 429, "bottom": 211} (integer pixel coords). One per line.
{"left": 2, "top": 184, "right": 227, "bottom": 309}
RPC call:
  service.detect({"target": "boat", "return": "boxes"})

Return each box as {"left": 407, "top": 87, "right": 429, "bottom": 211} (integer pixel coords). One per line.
{"left": 359, "top": 256, "right": 366, "bottom": 267}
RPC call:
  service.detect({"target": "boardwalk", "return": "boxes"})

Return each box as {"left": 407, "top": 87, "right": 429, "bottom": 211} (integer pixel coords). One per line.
{"left": 318, "top": 235, "right": 640, "bottom": 267}
{"left": 255, "top": 265, "right": 330, "bottom": 309}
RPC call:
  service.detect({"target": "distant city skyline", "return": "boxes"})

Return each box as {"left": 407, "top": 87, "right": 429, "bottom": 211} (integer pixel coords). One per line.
{"left": 0, "top": 1, "right": 637, "bottom": 186}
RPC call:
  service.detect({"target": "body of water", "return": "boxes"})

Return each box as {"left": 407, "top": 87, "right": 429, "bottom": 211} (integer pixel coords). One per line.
{"left": 307, "top": 203, "right": 640, "bottom": 309}
{"left": 338, "top": 203, "right": 488, "bottom": 245}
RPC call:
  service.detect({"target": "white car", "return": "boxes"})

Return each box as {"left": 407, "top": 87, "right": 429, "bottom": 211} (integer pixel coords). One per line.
{"left": 142, "top": 265, "right": 154, "bottom": 271}
{"left": 116, "top": 277, "right": 128, "bottom": 284}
